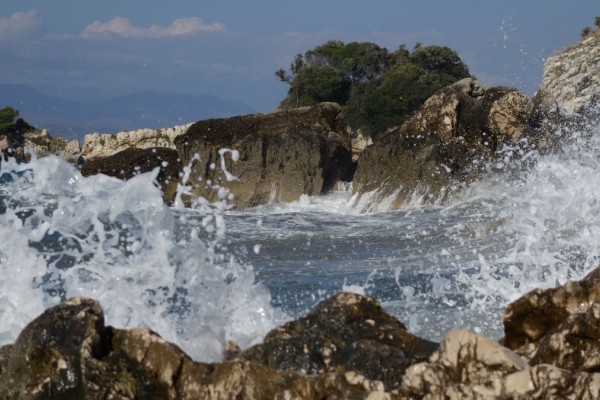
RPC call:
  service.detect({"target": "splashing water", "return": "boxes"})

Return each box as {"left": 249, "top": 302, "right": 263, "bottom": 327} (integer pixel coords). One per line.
{"left": 2, "top": 115, "right": 600, "bottom": 358}
{"left": 0, "top": 154, "right": 282, "bottom": 362}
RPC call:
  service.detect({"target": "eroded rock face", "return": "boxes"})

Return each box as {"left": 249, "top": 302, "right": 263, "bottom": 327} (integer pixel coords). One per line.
{"left": 401, "top": 328, "right": 600, "bottom": 399}
{"left": 80, "top": 123, "right": 192, "bottom": 160}
{"left": 535, "top": 32, "right": 600, "bottom": 120}
{"left": 174, "top": 102, "right": 355, "bottom": 209}
{"left": 79, "top": 147, "right": 182, "bottom": 204}
{"left": 502, "top": 267, "right": 600, "bottom": 371}
{"left": 352, "top": 78, "right": 534, "bottom": 211}
{"left": 240, "top": 291, "right": 438, "bottom": 390}
{"left": 0, "top": 294, "right": 409, "bottom": 399}
{"left": 0, "top": 121, "right": 79, "bottom": 163}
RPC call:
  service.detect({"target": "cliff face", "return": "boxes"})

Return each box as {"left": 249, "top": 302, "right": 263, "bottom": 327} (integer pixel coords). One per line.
{"left": 174, "top": 103, "right": 355, "bottom": 209}
{"left": 352, "top": 78, "right": 534, "bottom": 210}
{"left": 535, "top": 32, "right": 600, "bottom": 119}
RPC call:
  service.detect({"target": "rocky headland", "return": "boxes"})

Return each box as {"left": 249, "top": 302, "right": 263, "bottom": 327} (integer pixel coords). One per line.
{"left": 1, "top": 23, "right": 600, "bottom": 400}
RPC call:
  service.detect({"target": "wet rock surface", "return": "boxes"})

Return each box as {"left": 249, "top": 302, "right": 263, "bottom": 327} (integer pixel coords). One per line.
{"left": 8, "top": 267, "right": 600, "bottom": 399}
{"left": 352, "top": 78, "right": 534, "bottom": 210}
{"left": 240, "top": 292, "right": 438, "bottom": 390}
{"left": 174, "top": 102, "right": 355, "bottom": 209}
{"left": 79, "top": 147, "right": 183, "bottom": 204}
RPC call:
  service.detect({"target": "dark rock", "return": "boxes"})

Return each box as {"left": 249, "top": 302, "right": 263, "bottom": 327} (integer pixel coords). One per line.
{"left": 79, "top": 147, "right": 183, "bottom": 205}
{"left": 0, "top": 295, "right": 403, "bottom": 399}
{"left": 352, "top": 78, "right": 534, "bottom": 210}
{"left": 240, "top": 291, "right": 438, "bottom": 390}
{"left": 174, "top": 102, "right": 355, "bottom": 209}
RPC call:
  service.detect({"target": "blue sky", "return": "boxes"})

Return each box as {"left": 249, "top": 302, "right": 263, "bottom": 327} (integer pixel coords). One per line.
{"left": 1, "top": 1, "right": 598, "bottom": 111}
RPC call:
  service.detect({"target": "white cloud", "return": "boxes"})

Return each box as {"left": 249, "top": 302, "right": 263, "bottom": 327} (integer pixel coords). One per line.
{"left": 0, "top": 10, "right": 45, "bottom": 39}
{"left": 81, "top": 17, "right": 225, "bottom": 39}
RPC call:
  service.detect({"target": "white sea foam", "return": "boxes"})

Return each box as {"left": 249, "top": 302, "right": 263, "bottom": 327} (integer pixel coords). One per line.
{"left": 0, "top": 155, "right": 281, "bottom": 362}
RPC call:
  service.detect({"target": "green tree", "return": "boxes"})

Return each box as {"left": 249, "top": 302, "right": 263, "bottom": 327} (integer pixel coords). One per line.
{"left": 595, "top": 16, "right": 600, "bottom": 29}
{"left": 409, "top": 45, "right": 470, "bottom": 81}
{"left": 276, "top": 41, "right": 471, "bottom": 137}
{"left": 582, "top": 26, "right": 592, "bottom": 38}
{"left": 0, "top": 106, "right": 19, "bottom": 134}
{"left": 295, "top": 64, "right": 351, "bottom": 106}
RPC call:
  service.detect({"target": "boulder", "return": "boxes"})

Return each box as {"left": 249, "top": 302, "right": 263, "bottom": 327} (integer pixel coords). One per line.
{"left": 0, "top": 295, "right": 408, "bottom": 399}
{"left": 174, "top": 102, "right": 355, "bottom": 209}
{"left": 352, "top": 78, "right": 534, "bottom": 211}
{"left": 400, "top": 328, "right": 600, "bottom": 399}
{"left": 502, "top": 266, "right": 600, "bottom": 371}
{"left": 240, "top": 291, "right": 438, "bottom": 390}
{"left": 80, "top": 147, "right": 182, "bottom": 204}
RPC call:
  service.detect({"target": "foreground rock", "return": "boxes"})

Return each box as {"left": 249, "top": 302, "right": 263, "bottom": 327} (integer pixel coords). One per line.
{"left": 174, "top": 102, "right": 355, "bottom": 209}
{"left": 352, "top": 78, "right": 534, "bottom": 210}
{"left": 0, "top": 293, "right": 425, "bottom": 399}
{"left": 8, "top": 266, "right": 600, "bottom": 398}
{"left": 79, "top": 147, "right": 183, "bottom": 204}
{"left": 241, "top": 292, "right": 438, "bottom": 390}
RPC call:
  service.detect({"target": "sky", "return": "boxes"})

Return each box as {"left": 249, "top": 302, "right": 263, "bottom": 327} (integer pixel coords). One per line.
{"left": 1, "top": 1, "right": 598, "bottom": 112}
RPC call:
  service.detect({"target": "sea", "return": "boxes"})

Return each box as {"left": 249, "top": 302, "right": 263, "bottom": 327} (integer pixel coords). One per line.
{"left": 1, "top": 118, "right": 599, "bottom": 362}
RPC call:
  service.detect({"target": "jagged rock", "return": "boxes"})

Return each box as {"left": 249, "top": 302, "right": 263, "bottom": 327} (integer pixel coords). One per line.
{"left": 240, "top": 291, "right": 438, "bottom": 390}
{"left": 174, "top": 102, "right": 355, "bottom": 209}
{"left": 400, "top": 328, "right": 600, "bottom": 399}
{"left": 502, "top": 266, "right": 600, "bottom": 371}
{"left": 80, "top": 123, "right": 192, "bottom": 160}
{"left": 0, "top": 296, "right": 400, "bottom": 399}
{"left": 80, "top": 147, "right": 182, "bottom": 204}
{"left": 352, "top": 78, "right": 534, "bottom": 211}
{"left": 351, "top": 132, "right": 373, "bottom": 162}
{"left": 535, "top": 31, "right": 600, "bottom": 121}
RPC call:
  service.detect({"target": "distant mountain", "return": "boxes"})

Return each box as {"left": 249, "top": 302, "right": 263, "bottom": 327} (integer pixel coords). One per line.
{"left": 0, "top": 84, "right": 256, "bottom": 140}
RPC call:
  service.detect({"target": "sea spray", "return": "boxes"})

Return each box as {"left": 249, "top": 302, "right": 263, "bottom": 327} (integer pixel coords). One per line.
{"left": 0, "top": 154, "right": 282, "bottom": 362}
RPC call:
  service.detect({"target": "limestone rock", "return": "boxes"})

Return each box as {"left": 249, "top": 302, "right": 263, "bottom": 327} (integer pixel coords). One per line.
{"left": 0, "top": 122, "right": 80, "bottom": 163}
{"left": 80, "top": 123, "right": 192, "bottom": 160}
{"left": 401, "top": 328, "right": 600, "bottom": 399}
{"left": 503, "top": 266, "right": 600, "bottom": 371}
{"left": 240, "top": 291, "right": 438, "bottom": 390}
{"left": 174, "top": 102, "right": 355, "bottom": 209}
{"left": 535, "top": 32, "right": 600, "bottom": 120}
{"left": 79, "top": 147, "right": 183, "bottom": 204}
{"left": 352, "top": 78, "right": 534, "bottom": 210}
{"left": 0, "top": 296, "right": 399, "bottom": 399}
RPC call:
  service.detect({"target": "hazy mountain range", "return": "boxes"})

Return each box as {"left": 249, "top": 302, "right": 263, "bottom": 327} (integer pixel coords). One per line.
{"left": 0, "top": 84, "right": 256, "bottom": 141}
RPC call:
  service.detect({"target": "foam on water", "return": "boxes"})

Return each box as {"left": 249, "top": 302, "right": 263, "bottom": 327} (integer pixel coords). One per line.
{"left": 0, "top": 155, "right": 281, "bottom": 362}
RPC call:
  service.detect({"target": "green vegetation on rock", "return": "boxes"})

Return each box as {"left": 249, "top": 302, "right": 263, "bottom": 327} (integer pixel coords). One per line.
{"left": 276, "top": 41, "right": 471, "bottom": 137}
{"left": 0, "top": 106, "right": 19, "bottom": 134}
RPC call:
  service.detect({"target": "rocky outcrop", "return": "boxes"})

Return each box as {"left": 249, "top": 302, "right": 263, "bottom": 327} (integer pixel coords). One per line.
{"left": 79, "top": 147, "right": 183, "bottom": 204}
{"left": 80, "top": 123, "right": 192, "bottom": 160}
{"left": 9, "top": 266, "right": 600, "bottom": 398}
{"left": 0, "top": 119, "right": 80, "bottom": 162}
{"left": 174, "top": 102, "right": 355, "bottom": 209}
{"left": 535, "top": 31, "right": 600, "bottom": 121}
{"left": 0, "top": 294, "right": 420, "bottom": 399}
{"left": 400, "top": 328, "right": 600, "bottom": 399}
{"left": 352, "top": 78, "right": 534, "bottom": 210}
{"left": 241, "top": 292, "right": 437, "bottom": 390}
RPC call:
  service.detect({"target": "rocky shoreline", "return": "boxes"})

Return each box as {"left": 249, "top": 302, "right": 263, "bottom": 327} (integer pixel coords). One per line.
{"left": 3, "top": 32, "right": 599, "bottom": 211}
{"left": 4, "top": 266, "right": 600, "bottom": 398}
{"left": 1, "top": 22, "right": 600, "bottom": 400}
